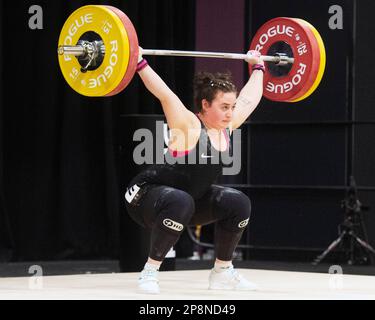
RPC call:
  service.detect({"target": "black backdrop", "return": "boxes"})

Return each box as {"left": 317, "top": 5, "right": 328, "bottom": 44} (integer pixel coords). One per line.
{"left": 244, "top": 0, "right": 353, "bottom": 252}
{"left": 245, "top": 0, "right": 375, "bottom": 257}
{"left": 0, "top": 0, "right": 195, "bottom": 262}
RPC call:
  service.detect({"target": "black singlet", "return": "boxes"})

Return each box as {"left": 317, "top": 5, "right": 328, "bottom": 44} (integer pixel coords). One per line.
{"left": 129, "top": 119, "right": 232, "bottom": 199}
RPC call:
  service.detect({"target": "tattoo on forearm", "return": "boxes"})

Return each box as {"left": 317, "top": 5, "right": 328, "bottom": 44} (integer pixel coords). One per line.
{"left": 236, "top": 95, "right": 251, "bottom": 106}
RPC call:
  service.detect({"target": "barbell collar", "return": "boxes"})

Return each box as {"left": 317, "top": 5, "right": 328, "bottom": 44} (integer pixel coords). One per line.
{"left": 57, "top": 45, "right": 294, "bottom": 64}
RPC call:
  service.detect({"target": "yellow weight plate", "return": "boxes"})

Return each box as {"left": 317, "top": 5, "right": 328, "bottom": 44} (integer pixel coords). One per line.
{"left": 58, "top": 5, "right": 131, "bottom": 97}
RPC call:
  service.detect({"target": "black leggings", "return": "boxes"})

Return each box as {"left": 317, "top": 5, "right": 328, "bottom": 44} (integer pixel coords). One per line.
{"left": 125, "top": 184, "right": 251, "bottom": 262}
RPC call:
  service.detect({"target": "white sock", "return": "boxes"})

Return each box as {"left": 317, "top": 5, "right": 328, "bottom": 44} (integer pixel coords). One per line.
{"left": 214, "top": 261, "right": 233, "bottom": 273}
{"left": 143, "top": 262, "right": 160, "bottom": 272}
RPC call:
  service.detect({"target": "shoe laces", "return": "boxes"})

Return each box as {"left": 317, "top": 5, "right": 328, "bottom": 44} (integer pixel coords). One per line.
{"left": 227, "top": 267, "right": 242, "bottom": 282}
{"left": 139, "top": 268, "right": 158, "bottom": 282}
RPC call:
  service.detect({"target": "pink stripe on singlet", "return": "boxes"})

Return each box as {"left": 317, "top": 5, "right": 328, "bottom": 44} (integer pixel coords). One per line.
{"left": 169, "top": 130, "right": 229, "bottom": 157}
{"left": 168, "top": 114, "right": 229, "bottom": 157}
{"left": 168, "top": 148, "right": 193, "bottom": 158}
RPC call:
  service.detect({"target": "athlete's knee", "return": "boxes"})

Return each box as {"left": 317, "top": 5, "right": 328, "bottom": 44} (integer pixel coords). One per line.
{"left": 215, "top": 187, "right": 251, "bottom": 231}
{"left": 155, "top": 188, "right": 195, "bottom": 232}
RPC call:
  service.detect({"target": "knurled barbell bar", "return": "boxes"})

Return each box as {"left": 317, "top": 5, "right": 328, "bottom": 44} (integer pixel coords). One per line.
{"left": 58, "top": 46, "right": 295, "bottom": 65}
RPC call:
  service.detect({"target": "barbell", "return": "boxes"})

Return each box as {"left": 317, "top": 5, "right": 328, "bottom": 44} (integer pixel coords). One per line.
{"left": 57, "top": 5, "right": 326, "bottom": 102}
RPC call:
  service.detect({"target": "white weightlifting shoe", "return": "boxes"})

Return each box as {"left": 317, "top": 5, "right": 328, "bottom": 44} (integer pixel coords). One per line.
{"left": 208, "top": 266, "right": 258, "bottom": 291}
{"left": 138, "top": 267, "right": 160, "bottom": 294}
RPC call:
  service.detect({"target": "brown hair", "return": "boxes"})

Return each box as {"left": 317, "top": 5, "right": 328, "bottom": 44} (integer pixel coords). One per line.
{"left": 193, "top": 71, "right": 237, "bottom": 112}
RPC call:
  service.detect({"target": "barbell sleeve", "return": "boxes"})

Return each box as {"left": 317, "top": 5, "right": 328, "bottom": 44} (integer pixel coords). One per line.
{"left": 58, "top": 45, "right": 86, "bottom": 56}
{"left": 57, "top": 45, "right": 294, "bottom": 64}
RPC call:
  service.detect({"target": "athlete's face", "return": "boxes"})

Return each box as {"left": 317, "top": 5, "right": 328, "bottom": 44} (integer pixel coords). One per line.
{"left": 202, "top": 91, "right": 237, "bottom": 129}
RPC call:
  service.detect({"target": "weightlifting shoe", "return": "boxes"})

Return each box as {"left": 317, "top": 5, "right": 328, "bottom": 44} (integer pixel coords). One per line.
{"left": 208, "top": 266, "right": 258, "bottom": 291}
{"left": 138, "top": 266, "right": 160, "bottom": 294}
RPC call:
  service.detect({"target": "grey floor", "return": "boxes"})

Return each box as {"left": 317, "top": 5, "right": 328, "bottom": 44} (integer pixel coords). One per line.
{"left": 0, "top": 268, "right": 374, "bottom": 300}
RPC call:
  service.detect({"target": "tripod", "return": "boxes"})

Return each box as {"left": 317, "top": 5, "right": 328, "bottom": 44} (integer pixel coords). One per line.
{"left": 313, "top": 176, "right": 375, "bottom": 265}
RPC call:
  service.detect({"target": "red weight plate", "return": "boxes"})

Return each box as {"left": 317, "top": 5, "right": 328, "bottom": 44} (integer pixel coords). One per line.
{"left": 104, "top": 6, "right": 139, "bottom": 97}
{"left": 249, "top": 17, "right": 319, "bottom": 102}
{"left": 286, "top": 18, "right": 321, "bottom": 101}
{"left": 289, "top": 19, "right": 326, "bottom": 102}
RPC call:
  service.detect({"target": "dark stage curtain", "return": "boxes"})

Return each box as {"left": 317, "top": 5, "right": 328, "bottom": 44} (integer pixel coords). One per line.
{"left": 0, "top": 0, "right": 195, "bottom": 262}
{"left": 0, "top": 1, "right": 14, "bottom": 262}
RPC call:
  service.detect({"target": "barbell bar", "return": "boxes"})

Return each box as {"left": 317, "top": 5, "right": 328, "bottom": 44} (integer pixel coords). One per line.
{"left": 58, "top": 46, "right": 295, "bottom": 64}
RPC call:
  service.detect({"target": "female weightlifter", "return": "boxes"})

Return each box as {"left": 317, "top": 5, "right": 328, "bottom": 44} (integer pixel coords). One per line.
{"left": 125, "top": 47, "right": 264, "bottom": 294}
